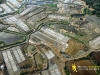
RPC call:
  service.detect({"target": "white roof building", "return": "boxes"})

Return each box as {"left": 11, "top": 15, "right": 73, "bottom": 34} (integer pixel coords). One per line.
{"left": 60, "top": 0, "right": 73, "bottom": 3}
{"left": 12, "top": 47, "right": 26, "bottom": 63}
{"left": 0, "top": 4, "right": 12, "bottom": 13}
{"left": 89, "top": 36, "right": 100, "bottom": 49}
{"left": 7, "top": 27, "right": 19, "bottom": 32}
{"left": 44, "top": 50, "right": 55, "bottom": 59}
{"left": 48, "top": 14, "right": 70, "bottom": 21}
{"left": 2, "top": 46, "right": 26, "bottom": 75}
{"left": 50, "top": 68, "right": 61, "bottom": 75}
{"left": 0, "top": 0, "right": 28, "bottom": 15}
{"left": 7, "top": 0, "right": 21, "bottom": 8}
{"left": 2, "top": 51, "right": 18, "bottom": 75}
{"left": 3, "top": 16, "right": 29, "bottom": 31}
{"left": 32, "top": 27, "right": 70, "bottom": 52}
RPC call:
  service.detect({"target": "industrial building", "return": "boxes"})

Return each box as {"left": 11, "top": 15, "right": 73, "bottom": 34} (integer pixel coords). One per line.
{"left": 31, "top": 26, "right": 70, "bottom": 52}
{"left": 2, "top": 46, "right": 26, "bottom": 75}
{"left": 89, "top": 36, "right": 100, "bottom": 49}
{"left": 44, "top": 50, "right": 55, "bottom": 59}
{"left": 0, "top": 0, "right": 28, "bottom": 15}
{"left": 3, "top": 16, "right": 29, "bottom": 31}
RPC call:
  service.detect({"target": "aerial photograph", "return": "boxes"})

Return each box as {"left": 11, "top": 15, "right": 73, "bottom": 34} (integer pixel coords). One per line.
{"left": 0, "top": 0, "right": 100, "bottom": 75}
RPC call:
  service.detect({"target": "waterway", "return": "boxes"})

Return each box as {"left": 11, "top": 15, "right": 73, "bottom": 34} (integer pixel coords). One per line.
{"left": 0, "top": 32, "right": 22, "bottom": 45}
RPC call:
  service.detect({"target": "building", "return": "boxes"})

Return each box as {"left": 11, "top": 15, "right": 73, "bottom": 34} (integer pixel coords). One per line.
{"left": 44, "top": 50, "right": 55, "bottom": 59}
{"left": 2, "top": 46, "right": 26, "bottom": 75}
{"left": 48, "top": 14, "right": 70, "bottom": 21}
{"left": 50, "top": 68, "right": 61, "bottom": 75}
{"left": 3, "top": 16, "right": 29, "bottom": 31}
{"left": 41, "top": 61, "right": 61, "bottom": 75}
{"left": 31, "top": 27, "right": 70, "bottom": 52}
{"left": 60, "top": 0, "right": 73, "bottom": 3}
{"left": 0, "top": 0, "right": 28, "bottom": 15}
{"left": 89, "top": 36, "right": 100, "bottom": 49}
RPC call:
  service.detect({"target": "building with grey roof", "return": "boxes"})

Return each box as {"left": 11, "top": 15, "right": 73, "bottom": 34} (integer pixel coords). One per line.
{"left": 3, "top": 16, "right": 29, "bottom": 31}
{"left": 44, "top": 50, "right": 55, "bottom": 59}
{"left": 2, "top": 46, "right": 26, "bottom": 75}
{"left": 0, "top": 0, "right": 28, "bottom": 15}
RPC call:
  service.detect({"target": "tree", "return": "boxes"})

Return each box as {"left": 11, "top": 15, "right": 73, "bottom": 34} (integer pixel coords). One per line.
{"left": 0, "top": 0, "right": 6, "bottom": 4}
{"left": 83, "top": 0, "right": 100, "bottom": 17}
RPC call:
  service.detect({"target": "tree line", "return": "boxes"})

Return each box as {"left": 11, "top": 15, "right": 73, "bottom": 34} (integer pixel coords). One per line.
{"left": 0, "top": 0, "right": 6, "bottom": 4}
{"left": 83, "top": 0, "right": 100, "bottom": 17}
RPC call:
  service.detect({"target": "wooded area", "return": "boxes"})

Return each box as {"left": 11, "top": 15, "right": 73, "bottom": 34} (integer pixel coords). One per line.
{"left": 83, "top": 0, "right": 100, "bottom": 17}
{"left": 0, "top": 0, "right": 6, "bottom": 4}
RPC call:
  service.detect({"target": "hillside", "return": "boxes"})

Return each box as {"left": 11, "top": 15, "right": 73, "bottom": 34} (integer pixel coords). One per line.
{"left": 83, "top": 0, "right": 100, "bottom": 17}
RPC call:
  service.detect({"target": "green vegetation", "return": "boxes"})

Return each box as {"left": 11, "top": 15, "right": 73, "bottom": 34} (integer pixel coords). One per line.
{"left": 92, "top": 60, "right": 100, "bottom": 74}
{"left": 83, "top": 0, "right": 100, "bottom": 17}
{"left": 46, "top": 4, "right": 57, "bottom": 8}
{"left": 0, "top": 20, "right": 4, "bottom": 24}
{"left": 44, "top": 20, "right": 88, "bottom": 44}
{"left": 64, "top": 32, "right": 88, "bottom": 44}
{"left": 32, "top": 47, "right": 36, "bottom": 51}
{"left": 64, "top": 67, "right": 70, "bottom": 75}
{"left": 27, "top": 45, "right": 36, "bottom": 54}
{"left": 56, "top": 20, "right": 70, "bottom": 25}
{"left": 18, "top": 4, "right": 25, "bottom": 13}
{"left": 83, "top": 8, "right": 92, "bottom": 15}
{"left": 45, "top": 20, "right": 70, "bottom": 26}
{"left": 0, "top": 0, "right": 5, "bottom": 4}
{"left": 45, "top": 3, "right": 57, "bottom": 11}
{"left": 3, "top": 29, "right": 26, "bottom": 35}
{"left": 40, "top": 54, "right": 44, "bottom": 63}
{"left": 0, "top": 9, "right": 19, "bottom": 17}
{"left": 0, "top": 41, "right": 5, "bottom": 47}
{"left": 71, "top": 14, "right": 85, "bottom": 17}
{"left": 35, "top": 53, "right": 47, "bottom": 70}
{"left": 96, "top": 67, "right": 100, "bottom": 75}
{"left": 20, "top": 71, "right": 30, "bottom": 75}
